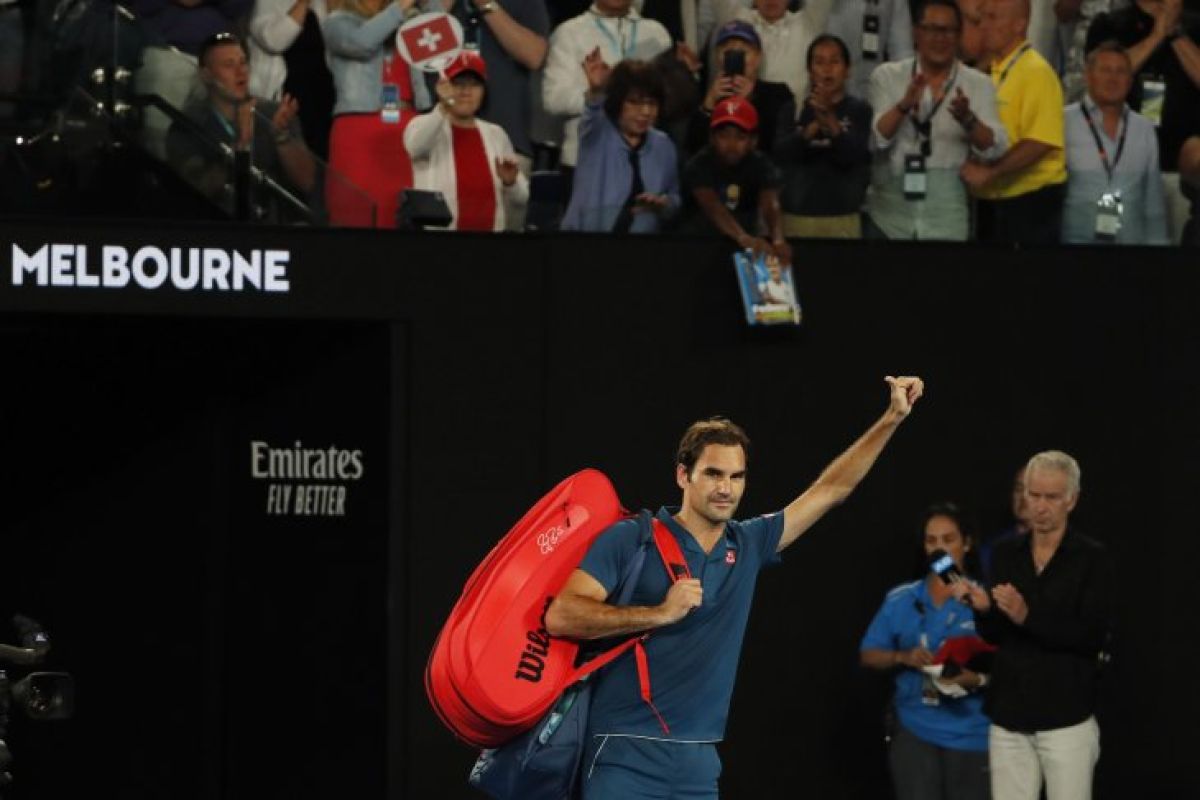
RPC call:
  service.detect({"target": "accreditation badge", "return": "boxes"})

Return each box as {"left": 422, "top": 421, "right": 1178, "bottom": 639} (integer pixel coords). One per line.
{"left": 1139, "top": 75, "right": 1165, "bottom": 127}
{"left": 921, "top": 672, "right": 941, "bottom": 706}
{"left": 903, "top": 154, "right": 927, "bottom": 201}
{"left": 1095, "top": 191, "right": 1123, "bottom": 242}
{"left": 862, "top": 13, "right": 881, "bottom": 60}
{"left": 380, "top": 83, "right": 401, "bottom": 124}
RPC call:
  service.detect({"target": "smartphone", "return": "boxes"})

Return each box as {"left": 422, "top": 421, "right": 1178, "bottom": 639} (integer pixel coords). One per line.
{"left": 723, "top": 48, "right": 746, "bottom": 77}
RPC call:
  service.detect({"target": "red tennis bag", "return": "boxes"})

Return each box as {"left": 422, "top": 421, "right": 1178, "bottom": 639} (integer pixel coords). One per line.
{"left": 425, "top": 469, "right": 625, "bottom": 748}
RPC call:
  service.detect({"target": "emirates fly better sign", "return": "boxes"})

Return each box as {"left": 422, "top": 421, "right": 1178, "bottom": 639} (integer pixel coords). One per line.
{"left": 396, "top": 12, "right": 464, "bottom": 73}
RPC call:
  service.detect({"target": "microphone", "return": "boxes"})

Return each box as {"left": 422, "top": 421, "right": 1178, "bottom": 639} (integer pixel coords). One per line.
{"left": 928, "top": 549, "right": 962, "bottom": 585}
{"left": 928, "top": 549, "right": 977, "bottom": 607}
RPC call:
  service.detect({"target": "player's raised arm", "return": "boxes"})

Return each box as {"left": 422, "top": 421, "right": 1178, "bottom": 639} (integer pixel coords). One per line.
{"left": 778, "top": 376, "right": 924, "bottom": 551}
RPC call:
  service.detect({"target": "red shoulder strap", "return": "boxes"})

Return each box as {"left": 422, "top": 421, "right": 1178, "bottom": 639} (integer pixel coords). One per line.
{"left": 651, "top": 519, "right": 692, "bottom": 582}
{"left": 568, "top": 517, "right": 693, "bottom": 737}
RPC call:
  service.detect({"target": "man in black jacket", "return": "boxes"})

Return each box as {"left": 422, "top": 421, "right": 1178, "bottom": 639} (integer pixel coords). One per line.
{"left": 962, "top": 450, "right": 1113, "bottom": 800}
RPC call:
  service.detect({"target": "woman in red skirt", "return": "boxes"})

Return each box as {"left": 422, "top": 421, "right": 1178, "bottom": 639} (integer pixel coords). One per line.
{"left": 324, "top": 0, "right": 428, "bottom": 227}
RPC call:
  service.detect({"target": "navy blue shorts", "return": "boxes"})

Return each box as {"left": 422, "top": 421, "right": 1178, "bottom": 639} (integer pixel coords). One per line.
{"left": 580, "top": 735, "right": 721, "bottom": 800}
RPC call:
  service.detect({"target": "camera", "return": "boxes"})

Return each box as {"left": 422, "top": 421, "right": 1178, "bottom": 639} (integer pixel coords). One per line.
{"left": 0, "top": 615, "right": 74, "bottom": 795}
{"left": 722, "top": 48, "right": 746, "bottom": 77}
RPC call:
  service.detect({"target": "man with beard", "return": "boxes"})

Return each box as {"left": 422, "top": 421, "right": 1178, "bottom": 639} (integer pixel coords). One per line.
{"left": 546, "top": 376, "right": 925, "bottom": 800}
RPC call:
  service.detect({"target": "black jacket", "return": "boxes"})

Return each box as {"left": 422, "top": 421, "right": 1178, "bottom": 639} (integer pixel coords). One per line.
{"left": 977, "top": 529, "right": 1113, "bottom": 733}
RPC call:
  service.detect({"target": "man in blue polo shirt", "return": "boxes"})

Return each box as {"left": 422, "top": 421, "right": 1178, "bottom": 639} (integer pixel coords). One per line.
{"left": 545, "top": 375, "right": 926, "bottom": 799}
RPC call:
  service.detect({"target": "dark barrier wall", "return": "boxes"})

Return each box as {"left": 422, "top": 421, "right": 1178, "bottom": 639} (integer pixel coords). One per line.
{"left": 1, "top": 315, "right": 395, "bottom": 799}
{"left": 2, "top": 220, "right": 1199, "bottom": 798}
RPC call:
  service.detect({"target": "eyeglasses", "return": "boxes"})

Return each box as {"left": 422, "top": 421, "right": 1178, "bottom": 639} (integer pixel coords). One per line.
{"left": 917, "top": 23, "right": 961, "bottom": 36}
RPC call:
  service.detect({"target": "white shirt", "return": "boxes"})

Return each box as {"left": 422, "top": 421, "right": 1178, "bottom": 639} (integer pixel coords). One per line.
{"left": 247, "top": 0, "right": 328, "bottom": 102}
{"left": 542, "top": 5, "right": 672, "bottom": 166}
{"left": 1026, "top": 0, "right": 1061, "bottom": 72}
{"left": 866, "top": 57, "right": 1008, "bottom": 240}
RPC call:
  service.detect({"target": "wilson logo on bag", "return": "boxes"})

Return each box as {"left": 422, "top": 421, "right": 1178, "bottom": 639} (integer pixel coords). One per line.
{"left": 425, "top": 469, "right": 625, "bottom": 748}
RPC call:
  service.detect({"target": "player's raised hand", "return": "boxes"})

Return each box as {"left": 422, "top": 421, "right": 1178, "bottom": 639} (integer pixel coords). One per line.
{"left": 884, "top": 375, "right": 924, "bottom": 421}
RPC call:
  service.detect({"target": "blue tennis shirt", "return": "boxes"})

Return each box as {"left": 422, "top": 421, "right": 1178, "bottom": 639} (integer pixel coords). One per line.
{"left": 578, "top": 506, "right": 785, "bottom": 741}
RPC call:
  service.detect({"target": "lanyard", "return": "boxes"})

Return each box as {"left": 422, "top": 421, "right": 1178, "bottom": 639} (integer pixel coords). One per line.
{"left": 592, "top": 13, "right": 638, "bottom": 60}
{"left": 913, "top": 591, "right": 958, "bottom": 649}
{"left": 213, "top": 109, "right": 237, "bottom": 142}
{"left": 1079, "top": 103, "right": 1129, "bottom": 184}
{"left": 995, "top": 42, "right": 1031, "bottom": 91}
{"left": 908, "top": 62, "right": 958, "bottom": 139}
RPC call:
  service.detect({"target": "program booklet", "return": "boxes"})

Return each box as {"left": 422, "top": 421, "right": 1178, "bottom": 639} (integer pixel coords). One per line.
{"left": 733, "top": 250, "right": 801, "bottom": 326}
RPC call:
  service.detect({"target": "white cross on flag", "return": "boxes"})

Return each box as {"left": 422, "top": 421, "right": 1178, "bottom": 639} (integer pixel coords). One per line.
{"left": 396, "top": 12, "right": 464, "bottom": 73}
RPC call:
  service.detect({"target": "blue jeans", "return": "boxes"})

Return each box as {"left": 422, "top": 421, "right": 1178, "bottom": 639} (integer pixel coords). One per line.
{"left": 581, "top": 735, "right": 721, "bottom": 800}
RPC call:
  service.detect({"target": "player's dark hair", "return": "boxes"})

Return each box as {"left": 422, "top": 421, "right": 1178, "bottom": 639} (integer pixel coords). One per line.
{"left": 676, "top": 418, "right": 751, "bottom": 477}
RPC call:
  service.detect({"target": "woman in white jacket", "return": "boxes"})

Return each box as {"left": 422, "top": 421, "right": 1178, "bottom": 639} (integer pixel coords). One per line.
{"left": 247, "top": 0, "right": 335, "bottom": 157}
{"left": 404, "top": 51, "right": 528, "bottom": 232}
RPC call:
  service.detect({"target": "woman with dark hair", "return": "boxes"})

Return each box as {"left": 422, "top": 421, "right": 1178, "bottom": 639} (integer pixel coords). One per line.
{"left": 860, "top": 502, "right": 993, "bottom": 800}
{"left": 560, "top": 53, "right": 680, "bottom": 233}
{"left": 773, "top": 33, "right": 871, "bottom": 238}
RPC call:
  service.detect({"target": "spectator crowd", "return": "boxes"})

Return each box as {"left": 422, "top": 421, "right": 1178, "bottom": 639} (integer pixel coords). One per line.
{"left": 15, "top": 0, "right": 1198, "bottom": 244}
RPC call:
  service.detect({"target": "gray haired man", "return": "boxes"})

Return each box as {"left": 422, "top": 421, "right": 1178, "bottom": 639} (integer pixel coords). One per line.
{"left": 962, "top": 451, "right": 1114, "bottom": 800}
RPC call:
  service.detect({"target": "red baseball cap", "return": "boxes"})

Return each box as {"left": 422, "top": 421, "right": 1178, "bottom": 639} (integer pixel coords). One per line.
{"left": 444, "top": 50, "right": 487, "bottom": 81}
{"left": 710, "top": 97, "right": 758, "bottom": 132}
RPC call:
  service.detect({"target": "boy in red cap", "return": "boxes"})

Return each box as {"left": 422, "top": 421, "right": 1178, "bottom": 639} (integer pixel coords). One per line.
{"left": 680, "top": 96, "right": 791, "bottom": 264}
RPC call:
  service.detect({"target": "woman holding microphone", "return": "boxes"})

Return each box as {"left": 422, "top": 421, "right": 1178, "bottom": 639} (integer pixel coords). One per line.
{"left": 860, "top": 502, "right": 993, "bottom": 800}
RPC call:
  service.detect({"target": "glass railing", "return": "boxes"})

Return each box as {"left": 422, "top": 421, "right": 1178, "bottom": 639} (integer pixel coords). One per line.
{"left": 1, "top": 0, "right": 376, "bottom": 226}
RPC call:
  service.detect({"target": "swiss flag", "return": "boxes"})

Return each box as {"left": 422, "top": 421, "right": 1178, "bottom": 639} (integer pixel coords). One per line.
{"left": 400, "top": 15, "right": 459, "bottom": 66}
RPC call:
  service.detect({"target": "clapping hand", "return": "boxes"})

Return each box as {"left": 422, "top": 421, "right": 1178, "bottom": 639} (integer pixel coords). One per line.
{"left": 899, "top": 71, "right": 927, "bottom": 113}
{"left": 808, "top": 88, "right": 843, "bottom": 137}
{"left": 992, "top": 583, "right": 1029, "bottom": 625}
{"left": 235, "top": 98, "right": 257, "bottom": 151}
{"left": 1150, "top": 0, "right": 1183, "bottom": 37}
{"left": 272, "top": 93, "right": 300, "bottom": 137}
{"left": 948, "top": 87, "right": 972, "bottom": 123}
{"left": 494, "top": 157, "right": 519, "bottom": 187}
